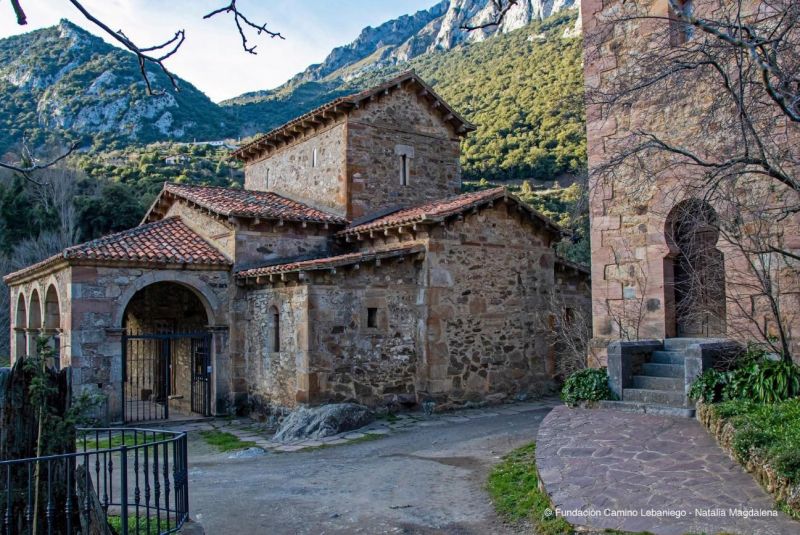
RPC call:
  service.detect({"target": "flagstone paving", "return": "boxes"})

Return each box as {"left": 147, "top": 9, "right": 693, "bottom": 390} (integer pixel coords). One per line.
{"left": 536, "top": 406, "right": 799, "bottom": 535}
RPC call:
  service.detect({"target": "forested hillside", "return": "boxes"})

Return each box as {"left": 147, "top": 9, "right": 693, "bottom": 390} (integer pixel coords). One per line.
{"left": 225, "top": 13, "right": 585, "bottom": 183}
{"left": 0, "top": 20, "right": 237, "bottom": 155}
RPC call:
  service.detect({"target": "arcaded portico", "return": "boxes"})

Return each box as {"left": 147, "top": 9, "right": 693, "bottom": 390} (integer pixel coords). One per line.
{"left": 4, "top": 218, "right": 233, "bottom": 423}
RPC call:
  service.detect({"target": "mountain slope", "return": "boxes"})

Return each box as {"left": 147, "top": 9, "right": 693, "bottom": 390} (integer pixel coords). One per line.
{"left": 0, "top": 20, "right": 237, "bottom": 154}
{"left": 226, "top": 12, "right": 585, "bottom": 182}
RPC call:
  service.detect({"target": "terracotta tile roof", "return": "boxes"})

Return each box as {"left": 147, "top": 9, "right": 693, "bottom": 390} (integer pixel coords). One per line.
{"left": 339, "top": 187, "right": 563, "bottom": 237}
{"left": 236, "top": 243, "right": 424, "bottom": 281}
{"left": 147, "top": 183, "right": 348, "bottom": 225}
{"left": 233, "top": 71, "right": 476, "bottom": 161}
{"left": 4, "top": 217, "right": 230, "bottom": 283}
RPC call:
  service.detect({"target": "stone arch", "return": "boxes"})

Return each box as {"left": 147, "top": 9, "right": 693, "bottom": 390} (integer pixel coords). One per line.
{"left": 663, "top": 199, "right": 726, "bottom": 337}
{"left": 114, "top": 273, "right": 220, "bottom": 328}
{"left": 44, "top": 284, "right": 62, "bottom": 365}
{"left": 14, "top": 292, "right": 27, "bottom": 359}
{"left": 44, "top": 284, "right": 61, "bottom": 331}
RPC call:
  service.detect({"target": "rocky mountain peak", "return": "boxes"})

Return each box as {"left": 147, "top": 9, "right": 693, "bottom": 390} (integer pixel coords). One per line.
{"left": 284, "top": 0, "right": 577, "bottom": 86}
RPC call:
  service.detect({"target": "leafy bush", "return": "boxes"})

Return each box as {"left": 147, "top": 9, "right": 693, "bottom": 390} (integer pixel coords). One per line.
{"left": 688, "top": 369, "right": 728, "bottom": 403}
{"left": 711, "top": 398, "right": 800, "bottom": 484}
{"left": 723, "top": 359, "right": 800, "bottom": 403}
{"left": 561, "top": 367, "right": 615, "bottom": 406}
{"left": 689, "top": 346, "right": 800, "bottom": 404}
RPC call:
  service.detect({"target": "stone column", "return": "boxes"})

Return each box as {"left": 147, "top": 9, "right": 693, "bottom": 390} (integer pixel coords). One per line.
{"left": 104, "top": 328, "right": 125, "bottom": 424}
{"left": 208, "top": 325, "right": 230, "bottom": 416}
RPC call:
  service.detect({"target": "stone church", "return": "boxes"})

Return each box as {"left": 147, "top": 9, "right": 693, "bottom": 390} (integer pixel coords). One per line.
{"left": 5, "top": 72, "right": 590, "bottom": 423}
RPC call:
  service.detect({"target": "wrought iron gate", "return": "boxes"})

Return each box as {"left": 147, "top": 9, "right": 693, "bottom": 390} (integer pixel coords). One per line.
{"left": 123, "top": 332, "right": 212, "bottom": 423}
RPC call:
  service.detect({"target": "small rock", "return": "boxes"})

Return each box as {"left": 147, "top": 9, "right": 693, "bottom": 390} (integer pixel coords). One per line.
{"left": 274, "top": 403, "right": 375, "bottom": 442}
{"left": 227, "top": 447, "right": 266, "bottom": 459}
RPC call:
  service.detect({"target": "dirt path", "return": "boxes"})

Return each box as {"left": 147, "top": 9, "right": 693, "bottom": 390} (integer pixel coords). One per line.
{"left": 185, "top": 406, "right": 551, "bottom": 534}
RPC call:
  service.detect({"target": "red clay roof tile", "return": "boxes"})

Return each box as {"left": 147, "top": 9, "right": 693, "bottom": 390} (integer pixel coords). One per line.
{"left": 233, "top": 71, "right": 476, "bottom": 161}
{"left": 4, "top": 217, "right": 230, "bottom": 283}
{"left": 236, "top": 243, "right": 424, "bottom": 280}
{"left": 339, "top": 187, "right": 562, "bottom": 236}
{"left": 156, "top": 183, "right": 348, "bottom": 225}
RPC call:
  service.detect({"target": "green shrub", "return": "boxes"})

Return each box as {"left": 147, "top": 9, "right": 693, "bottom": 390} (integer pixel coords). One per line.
{"left": 711, "top": 398, "right": 800, "bottom": 484}
{"left": 688, "top": 369, "right": 728, "bottom": 403}
{"left": 723, "top": 359, "right": 800, "bottom": 404}
{"left": 561, "top": 368, "right": 615, "bottom": 407}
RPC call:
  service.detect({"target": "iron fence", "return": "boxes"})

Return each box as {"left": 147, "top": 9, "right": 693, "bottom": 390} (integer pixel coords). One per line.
{"left": 1, "top": 428, "right": 189, "bottom": 535}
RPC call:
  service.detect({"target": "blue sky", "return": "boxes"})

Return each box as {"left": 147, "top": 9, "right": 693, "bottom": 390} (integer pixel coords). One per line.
{"left": 0, "top": 0, "right": 437, "bottom": 101}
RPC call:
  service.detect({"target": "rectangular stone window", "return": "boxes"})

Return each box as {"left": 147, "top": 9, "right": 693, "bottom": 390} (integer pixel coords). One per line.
{"left": 312, "top": 147, "right": 318, "bottom": 168}
{"left": 265, "top": 168, "right": 270, "bottom": 188}
{"left": 367, "top": 307, "right": 378, "bottom": 328}
{"left": 400, "top": 155, "right": 409, "bottom": 186}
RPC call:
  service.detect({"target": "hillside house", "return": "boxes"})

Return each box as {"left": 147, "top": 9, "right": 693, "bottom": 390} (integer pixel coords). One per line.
{"left": 5, "top": 72, "right": 590, "bottom": 423}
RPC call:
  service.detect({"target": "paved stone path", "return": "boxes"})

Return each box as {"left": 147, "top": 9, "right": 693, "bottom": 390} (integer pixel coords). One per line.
{"left": 536, "top": 406, "right": 799, "bottom": 535}
{"left": 169, "top": 398, "right": 564, "bottom": 453}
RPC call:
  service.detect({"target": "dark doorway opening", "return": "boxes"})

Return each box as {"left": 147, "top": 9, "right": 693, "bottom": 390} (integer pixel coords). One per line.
{"left": 665, "top": 200, "right": 726, "bottom": 337}
{"left": 122, "top": 282, "right": 211, "bottom": 422}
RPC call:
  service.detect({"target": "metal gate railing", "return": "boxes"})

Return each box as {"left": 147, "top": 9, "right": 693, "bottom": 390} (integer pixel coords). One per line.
{"left": 1, "top": 428, "right": 189, "bottom": 535}
{"left": 123, "top": 332, "right": 212, "bottom": 423}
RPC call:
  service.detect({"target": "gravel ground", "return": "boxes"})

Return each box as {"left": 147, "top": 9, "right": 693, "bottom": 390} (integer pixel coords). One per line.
{"left": 186, "top": 406, "right": 552, "bottom": 534}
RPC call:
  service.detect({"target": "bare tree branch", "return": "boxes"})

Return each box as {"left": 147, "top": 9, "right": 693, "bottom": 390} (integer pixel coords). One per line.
{"left": 10, "top": 0, "right": 285, "bottom": 93}
{"left": 65, "top": 0, "right": 184, "bottom": 94}
{"left": 461, "top": 0, "right": 519, "bottom": 31}
{"left": 0, "top": 142, "right": 80, "bottom": 186}
{"left": 10, "top": 0, "right": 26, "bottom": 25}
{"left": 203, "top": 0, "right": 284, "bottom": 54}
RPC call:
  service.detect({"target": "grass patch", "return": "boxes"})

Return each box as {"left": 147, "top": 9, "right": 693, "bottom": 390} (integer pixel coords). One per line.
{"left": 487, "top": 443, "right": 654, "bottom": 535}
{"left": 107, "top": 514, "right": 175, "bottom": 535}
{"left": 710, "top": 398, "right": 800, "bottom": 485}
{"left": 199, "top": 430, "right": 256, "bottom": 452}
{"left": 487, "top": 443, "right": 572, "bottom": 534}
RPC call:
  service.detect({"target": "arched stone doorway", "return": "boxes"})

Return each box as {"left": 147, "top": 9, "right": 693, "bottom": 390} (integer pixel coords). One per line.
{"left": 122, "top": 282, "right": 212, "bottom": 422}
{"left": 14, "top": 293, "right": 27, "bottom": 360}
{"left": 664, "top": 200, "right": 726, "bottom": 337}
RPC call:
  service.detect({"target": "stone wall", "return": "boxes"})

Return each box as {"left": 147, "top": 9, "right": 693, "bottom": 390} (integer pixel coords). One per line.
{"left": 165, "top": 201, "right": 235, "bottom": 259}
{"left": 582, "top": 0, "right": 800, "bottom": 363}
{"left": 306, "top": 260, "right": 423, "bottom": 407}
{"left": 421, "top": 203, "right": 562, "bottom": 406}
{"left": 241, "top": 285, "right": 308, "bottom": 412}
{"left": 347, "top": 85, "right": 462, "bottom": 219}
{"left": 67, "top": 266, "right": 231, "bottom": 421}
{"left": 233, "top": 222, "right": 332, "bottom": 270}
{"left": 244, "top": 122, "right": 348, "bottom": 217}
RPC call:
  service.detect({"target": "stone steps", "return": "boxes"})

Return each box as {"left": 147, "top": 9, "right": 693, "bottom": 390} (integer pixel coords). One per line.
{"left": 641, "top": 362, "right": 684, "bottom": 378}
{"left": 631, "top": 375, "right": 683, "bottom": 391}
{"left": 650, "top": 350, "right": 686, "bottom": 365}
{"left": 623, "top": 388, "right": 687, "bottom": 406}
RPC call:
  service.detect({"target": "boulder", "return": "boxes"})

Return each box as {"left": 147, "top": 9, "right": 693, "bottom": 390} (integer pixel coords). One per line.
{"left": 274, "top": 403, "right": 374, "bottom": 442}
